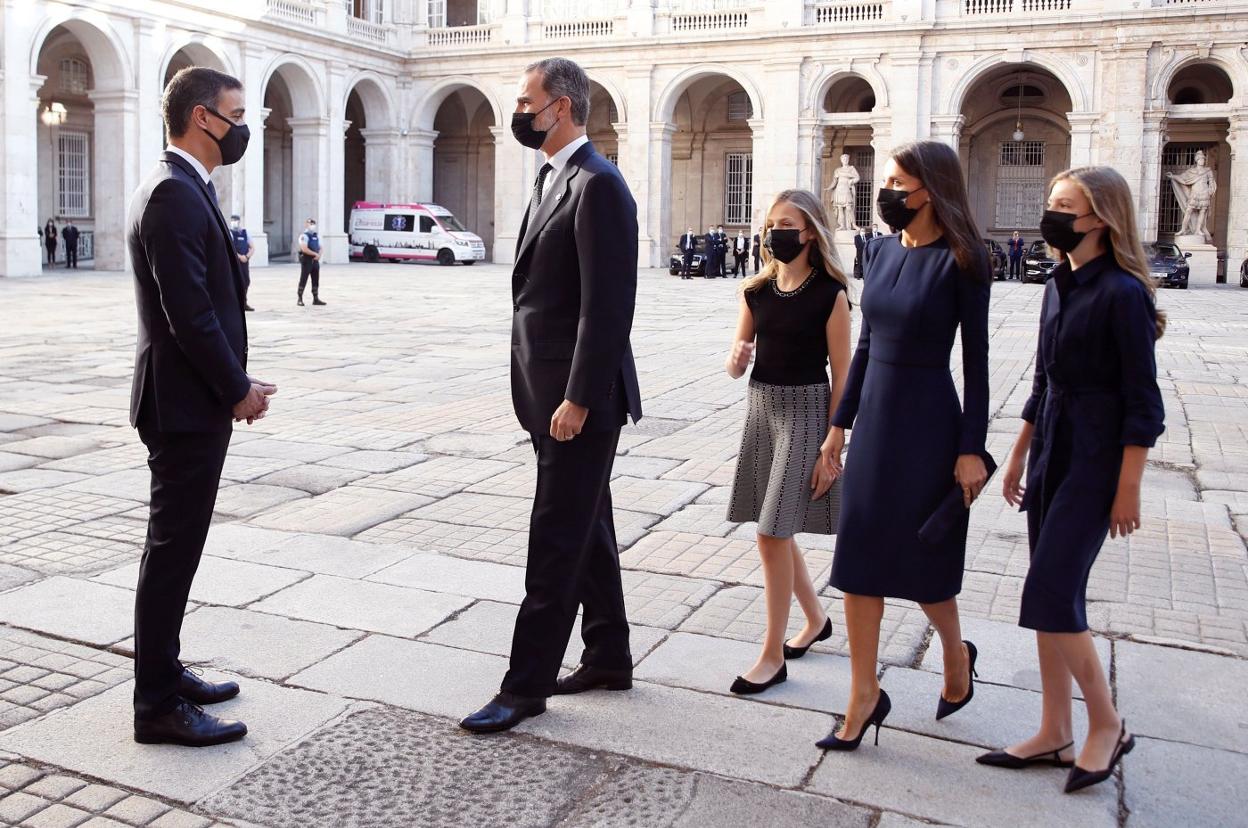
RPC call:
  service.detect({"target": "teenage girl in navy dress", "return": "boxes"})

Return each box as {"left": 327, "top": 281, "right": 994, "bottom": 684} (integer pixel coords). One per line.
{"left": 982, "top": 166, "right": 1165, "bottom": 793}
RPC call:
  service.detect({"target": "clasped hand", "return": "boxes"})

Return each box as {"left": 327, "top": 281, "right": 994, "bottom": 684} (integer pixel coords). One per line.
{"left": 233, "top": 377, "right": 278, "bottom": 425}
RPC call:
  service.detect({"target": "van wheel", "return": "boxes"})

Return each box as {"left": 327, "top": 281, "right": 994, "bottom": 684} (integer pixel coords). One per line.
{"left": 363, "top": 244, "right": 380, "bottom": 263}
{"left": 437, "top": 248, "right": 456, "bottom": 266}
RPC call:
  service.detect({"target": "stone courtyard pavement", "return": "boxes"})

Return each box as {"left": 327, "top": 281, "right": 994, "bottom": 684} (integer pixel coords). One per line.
{"left": 0, "top": 262, "right": 1245, "bottom": 827}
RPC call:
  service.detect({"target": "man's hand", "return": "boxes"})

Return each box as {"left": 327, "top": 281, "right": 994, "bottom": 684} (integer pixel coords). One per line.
{"left": 233, "top": 379, "right": 277, "bottom": 424}
{"left": 237, "top": 254, "right": 247, "bottom": 263}
{"left": 550, "top": 400, "right": 588, "bottom": 442}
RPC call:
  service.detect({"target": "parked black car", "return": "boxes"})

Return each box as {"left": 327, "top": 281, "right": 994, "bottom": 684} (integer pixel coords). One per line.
{"left": 669, "top": 236, "right": 708, "bottom": 277}
{"left": 1022, "top": 240, "right": 1058, "bottom": 283}
{"left": 984, "top": 238, "right": 1007, "bottom": 280}
{"left": 1145, "top": 241, "right": 1190, "bottom": 289}
{"left": 1241, "top": 256, "right": 1248, "bottom": 288}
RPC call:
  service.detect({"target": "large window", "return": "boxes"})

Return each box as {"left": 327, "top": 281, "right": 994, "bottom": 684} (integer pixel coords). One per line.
{"left": 994, "top": 140, "right": 1046, "bottom": 230}
{"left": 724, "top": 152, "right": 753, "bottom": 225}
{"left": 1159, "top": 143, "right": 1215, "bottom": 237}
{"left": 348, "top": 0, "right": 384, "bottom": 22}
{"left": 727, "top": 91, "right": 752, "bottom": 122}
{"left": 57, "top": 130, "right": 90, "bottom": 218}
{"left": 427, "top": 0, "right": 446, "bottom": 26}
{"left": 59, "top": 58, "right": 89, "bottom": 95}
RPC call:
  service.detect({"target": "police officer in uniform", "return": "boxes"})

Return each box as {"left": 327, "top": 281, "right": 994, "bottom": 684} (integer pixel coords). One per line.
{"left": 297, "top": 218, "right": 326, "bottom": 306}
{"left": 230, "top": 215, "right": 254, "bottom": 311}
{"left": 678, "top": 226, "right": 697, "bottom": 279}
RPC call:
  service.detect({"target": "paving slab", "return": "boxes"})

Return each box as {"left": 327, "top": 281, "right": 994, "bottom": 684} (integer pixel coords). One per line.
{"left": 61, "top": 469, "right": 152, "bottom": 501}
{"left": 0, "top": 627, "right": 131, "bottom": 730}
{"left": 0, "top": 678, "right": 353, "bottom": 803}
{"left": 634, "top": 631, "right": 852, "bottom": 714}
{"left": 366, "top": 551, "right": 527, "bottom": 602}
{"left": 0, "top": 577, "right": 137, "bottom": 645}
{"left": 211, "top": 531, "right": 414, "bottom": 579}
{"left": 420, "top": 599, "right": 668, "bottom": 668}
{"left": 0, "top": 414, "right": 53, "bottom": 432}
{"left": 0, "top": 531, "right": 139, "bottom": 576}
{"left": 0, "top": 451, "right": 39, "bottom": 473}
{"left": 0, "top": 563, "right": 39, "bottom": 592}
{"left": 807, "top": 726, "right": 1118, "bottom": 827}
{"left": 318, "top": 450, "right": 428, "bottom": 473}
{"left": 358, "top": 455, "right": 517, "bottom": 497}
{"left": 93, "top": 556, "right": 308, "bottom": 607}
{"left": 0, "top": 468, "right": 89, "bottom": 492}
{"left": 211, "top": 483, "right": 308, "bottom": 518}
{"left": 1116, "top": 640, "right": 1248, "bottom": 753}
{"left": 250, "top": 463, "right": 370, "bottom": 495}
{"left": 918, "top": 616, "right": 1111, "bottom": 697}
{"left": 249, "top": 574, "right": 470, "bottom": 637}
{"left": 1123, "top": 737, "right": 1248, "bottom": 828}
{"left": 3, "top": 436, "right": 101, "bottom": 460}
{"left": 247, "top": 487, "right": 433, "bottom": 535}
{"left": 228, "top": 438, "right": 351, "bottom": 463}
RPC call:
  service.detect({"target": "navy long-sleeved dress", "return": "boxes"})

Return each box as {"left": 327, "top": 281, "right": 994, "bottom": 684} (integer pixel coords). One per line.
{"left": 830, "top": 235, "right": 991, "bottom": 602}
{"left": 1019, "top": 253, "right": 1165, "bottom": 632}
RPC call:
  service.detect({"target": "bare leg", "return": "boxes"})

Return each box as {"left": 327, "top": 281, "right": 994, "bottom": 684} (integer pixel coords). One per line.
{"left": 838, "top": 593, "right": 884, "bottom": 739}
{"left": 1051, "top": 631, "right": 1126, "bottom": 770}
{"left": 740, "top": 533, "right": 794, "bottom": 683}
{"left": 919, "top": 597, "right": 970, "bottom": 703}
{"left": 787, "top": 539, "right": 828, "bottom": 647}
{"left": 1002, "top": 632, "right": 1076, "bottom": 759}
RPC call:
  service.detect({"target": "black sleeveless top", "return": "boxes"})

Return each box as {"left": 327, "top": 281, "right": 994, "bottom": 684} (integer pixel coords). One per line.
{"left": 745, "top": 270, "right": 847, "bottom": 386}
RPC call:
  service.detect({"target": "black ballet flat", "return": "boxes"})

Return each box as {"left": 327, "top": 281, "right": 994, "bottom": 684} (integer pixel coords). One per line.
{"left": 977, "top": 741, "right": 1075, "bottom": 769}
{"left": 729, "top": 663, "right": 787, "bottom": 695}
{"left": 784, "top": 617, "right": 833, "bottom": 660}
{"left": 816, "top": 689, "right": 892, "bottom": 751}
{"left": 936, "top": 640, "right": 978, "bottom": 721}
{"left": 1064, "top": 722, "right": 1135, "bottom": 793}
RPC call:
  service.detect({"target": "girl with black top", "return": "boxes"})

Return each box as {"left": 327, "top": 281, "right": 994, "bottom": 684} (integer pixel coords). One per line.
{"left": 982, "top": 166, "right": 1164, "bottom": 793}
{"left": 819, "top": 141, "right": 991, "bottom": 751}
{"left": 724, "top": 189, "right": 852, "bottom": 695}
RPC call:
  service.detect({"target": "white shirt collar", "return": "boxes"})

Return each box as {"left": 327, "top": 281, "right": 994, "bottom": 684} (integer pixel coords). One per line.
{"left": 166, "top": 145, "right": 211, "bottom": 184}
{"left": 545, "top": 134, "right": 590, "bottom": 176}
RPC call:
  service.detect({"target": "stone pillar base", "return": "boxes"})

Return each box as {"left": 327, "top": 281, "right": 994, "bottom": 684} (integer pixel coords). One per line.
{"left": 1176, "top": 240, "right": 1218, "bottom": 287}
{"left": 833, "top": 229, "right": 858, "bottom": 277}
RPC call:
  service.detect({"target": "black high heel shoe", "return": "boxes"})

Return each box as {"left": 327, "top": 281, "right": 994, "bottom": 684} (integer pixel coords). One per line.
{"left": 816, "top": 689, "right": 892, "bottom": 751}
{"left": 936, "top": 640, "right": 978, "bottom": 720}
{"left": 729, "top": 663, "right": 787, "bottom": 695}
{"left": 784, "top": 616, "right": 832, "bottom": 660}
{"left": 977, "top": 741, "right": 1075, "bottom": 769}
{"left": 1064, "top": 721, "right": 1135, "bottom": 793}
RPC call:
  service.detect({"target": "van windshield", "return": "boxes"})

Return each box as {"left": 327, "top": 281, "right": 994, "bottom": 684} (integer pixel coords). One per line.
{"left": 437, "top": 214, "right": 467, "bottom": 233}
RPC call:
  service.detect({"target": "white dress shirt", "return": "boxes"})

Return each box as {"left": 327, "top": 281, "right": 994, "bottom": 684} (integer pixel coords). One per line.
{"left": 541, "top": 134, "right": 590, "bottom": 201}
{"left": 165, "top": 145, "right": 211, "bottom": 184}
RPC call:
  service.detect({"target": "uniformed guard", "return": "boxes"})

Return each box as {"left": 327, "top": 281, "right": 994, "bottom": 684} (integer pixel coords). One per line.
{"left": 296, "top": 217, "right": 326, "bottom": 306}
{"left": 230, "top": 214, "right": 254, "bottom": 311}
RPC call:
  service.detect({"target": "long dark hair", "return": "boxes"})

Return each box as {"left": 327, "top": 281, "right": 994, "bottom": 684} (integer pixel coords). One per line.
{"left": 891, "top": 140, "right": 988, "bottom": 280}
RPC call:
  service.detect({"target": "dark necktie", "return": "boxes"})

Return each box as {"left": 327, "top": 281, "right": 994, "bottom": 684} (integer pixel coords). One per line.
{"left": 531, "top": 162, "right": 553, "bottom": 213}
{"left": 206, "top": 178, "right": 219, "bottom": 206}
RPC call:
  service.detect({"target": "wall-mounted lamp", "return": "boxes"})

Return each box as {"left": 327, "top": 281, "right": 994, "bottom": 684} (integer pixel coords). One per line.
{"left": 40, "top": 101, "right": 68, "bottom": 128}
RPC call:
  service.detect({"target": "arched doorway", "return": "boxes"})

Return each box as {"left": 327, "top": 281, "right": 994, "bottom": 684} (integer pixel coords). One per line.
{"left": 818, "top": 75, "right": 879, "bottom": 234}
{"left": 261, "top": 61, "right": 322, "bottom": 261}
{"left": 958, "top": 65, "right": 1073, "bottom": 244}
{"left": 162, "top": 45, "right": 233, "bottom": 216}
{"left": 431, "top": 87, "right": 496, "bottom": 258}
{"left": 587, "top": 81, "right": 621, "bottom": 166}
{"left": 344, "top": 89, "right": 367, "bottom": 230}
{"left": 342, "top": 76, "right": 396, "bottom": 231}
{"left": 33, "top": 20, "right": 129, "bottom": 272}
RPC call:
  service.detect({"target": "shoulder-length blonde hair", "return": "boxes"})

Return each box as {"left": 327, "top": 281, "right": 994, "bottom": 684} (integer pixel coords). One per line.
{"left": 1051, "top": 166, "right": 1167, "bottom": 339}
{"left": 743, "top": 189, "right": 848, "bottom": 294}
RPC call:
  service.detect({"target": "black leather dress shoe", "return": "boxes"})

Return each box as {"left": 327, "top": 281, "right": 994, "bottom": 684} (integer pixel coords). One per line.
{"left": 554, "top": 664, "right": 633, "bottom": 695}
{"left": 459, "top": 692, "right": 546, "bottom": 734}
{"left": 134, "top": 701, "right": 247, "bottom": 747}
{"left": 178, "top": 669, "right": 240, "bottom": 705}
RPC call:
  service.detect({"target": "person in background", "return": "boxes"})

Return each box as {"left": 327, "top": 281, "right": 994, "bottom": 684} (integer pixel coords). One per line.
{"left": 230, "top": 214, "right": 255, "bottom": 311}
{"left": 297, "top": 218, "right": 325, "bottom": 306}
{"left": 733, "top": 229, "right": 750, "bottom": 277}
{"left": 704, "top": 224, "right": 721, "bottom": 280}
{"left": 44, "top": 219, "right": 57, "bottom": 266}
{"left": 679, "top": 226, "right": 697, "bottom": 279}
{"left": 984, "top": 166, "right": 1164, "bottom": 794}
{"left": 752, "top": 229, "right": 762, "bottom": 274}
{"left": 62, "top": 221, "right": 80, "bottom": 269}
{"left": 717, "top": 225, "right": 729, "bottom": 278}
{"left": 1008, "top": 230, "right": 1026, "bottom": 280}
{"left": 853, "top": 225, "right": 872, "bottom": 279}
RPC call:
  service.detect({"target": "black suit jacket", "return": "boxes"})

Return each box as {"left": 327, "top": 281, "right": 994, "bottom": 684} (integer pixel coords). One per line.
{"left": 511, "top": 141, "right": 642, "bottom": 434}
{"left": 679, "top": 233, "right": 697, "bottom": 255}
{"left": 128, "top": 152, "right": 250, "bottom": 432}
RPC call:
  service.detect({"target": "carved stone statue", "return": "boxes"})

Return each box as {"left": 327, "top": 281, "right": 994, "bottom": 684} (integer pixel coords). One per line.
{"left": 825, "top": 153, "right": 860, "bottom": 231}
{"left": 1167, "top": 149, "right": 1216, "bottom": 244}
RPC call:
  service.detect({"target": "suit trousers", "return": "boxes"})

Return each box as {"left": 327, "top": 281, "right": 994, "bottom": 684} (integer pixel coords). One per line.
{"left": 133, "top": 427, "right": 231, "bottom": 718}
{"left": 298, "top": 255, "right": 320, "bottom": 296}
{"left": 502, "top": 428, "right": 631, "bottom": 697}
{"left": 66, "top": 244, "right": 78, "bottom": 269}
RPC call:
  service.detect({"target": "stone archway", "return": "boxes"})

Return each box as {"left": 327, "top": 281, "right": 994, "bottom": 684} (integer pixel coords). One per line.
{"left": 261, "top": 58, "right": 324, "bottom": 260}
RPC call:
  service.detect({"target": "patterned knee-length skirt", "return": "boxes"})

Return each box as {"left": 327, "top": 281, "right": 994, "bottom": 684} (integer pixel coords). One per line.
{"left": 726, "top": 379, "right": 841, "bottom": 538}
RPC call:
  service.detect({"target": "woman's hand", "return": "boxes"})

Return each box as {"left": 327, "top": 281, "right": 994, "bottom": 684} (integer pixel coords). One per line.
{"left": 1002, "top": 450, "right": 1027, "bottom": 507}
{"left": 954, "top": 453, "right": 988, "bottom": 508}
{"left": 811, "top": 428, "right": 845, "bottom": 500}
{"left": 1109, "top": 482, "right": 1141, "bottom": 539}
{"left": 726, "top": 340, "right": 754, "bottom": 378}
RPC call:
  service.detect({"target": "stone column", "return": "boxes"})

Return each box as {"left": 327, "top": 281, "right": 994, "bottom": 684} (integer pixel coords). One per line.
{"left": 1224, "top": 111, "right": 1248, "bottom": 275}
{"left": 648, "top": 122, "right": 676, "bottom": 268}
{"left": 286, "top": 116, "right": 329, "bottom": 261}
{"left": 89, "top": 89, "right": 141, "bottom": 272}
{"left": 627, "top": 0, "right": 656, "bottom": 36}
{"left": 749, "top": 117, "right": 767, "bottom": 232}
{"left": 623, "top": 67, "right": 658, "bottom": 265}
{"left": 323, "top": 61, "right": 349, "bottom": 263}
{"left": 134, "top": 20, "right": 164, "bottom": 175}
{"left": 1137, "top": 111, "right": 1167, "bottom": 242}
{"left": 1067, "top": 112, "right": 1099, "bottom": 168}
{"left": 796, "top": 117, "right": 820, "bottom": 194}
{"left": 758, "top": 59, "right": 802, "bottom": 204}
{"left": 929, "top": 114, "right": 964, "bottom": 149}
{"left": 869, "top": 113, "right": 893, "bottom": 229}
{"left": 408, "top": 128, "right": 438, "bottom": 203}
{"left": 491, "top": 124, "right": 528, "bottom": 264}
{"left": 240, "top": 44, "right": 270, "bottom": 265}
{"left": 358, "top": 128, "right": 400, "bottom": 202}
{"left": 0, "top": 71, "right": 46, "bottom": 277}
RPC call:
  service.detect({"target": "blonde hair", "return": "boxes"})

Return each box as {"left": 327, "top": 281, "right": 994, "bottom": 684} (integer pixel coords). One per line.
{"left": 1051, "top": 166, "right": 1166, "bottom": 339}
{"left": 743, "top": 189, "right": 848, "bottom": 294}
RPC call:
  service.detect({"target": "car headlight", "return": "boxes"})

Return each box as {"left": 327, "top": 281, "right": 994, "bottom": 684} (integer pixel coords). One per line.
{"left": 1025, "top": 259, "right": 1038, "bottom": 265}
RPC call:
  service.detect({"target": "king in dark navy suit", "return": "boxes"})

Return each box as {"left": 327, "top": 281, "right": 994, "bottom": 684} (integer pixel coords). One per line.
{"left": 128, "top": 67, "right": 276, "bottom": 747}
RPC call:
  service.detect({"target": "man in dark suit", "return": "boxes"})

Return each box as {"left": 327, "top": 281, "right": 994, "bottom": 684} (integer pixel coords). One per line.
{"left": 853, "top": 226, "right": 871, "bottom": 279}
{"left": 62, "top": 222, "right": 80, "bottom": 269}
{"left": 678, "top": 226, "right": 697, "bottom": 279}
{"left": 752, "top": 230, "right": 761, "bottom": 273}
{"left": 127, "top": 67, "right": 276, "bottom": 747}
{"left": 732, "top": 230, "right": 749, "bottom": 277}
{"left": 715, "top": 225, "right": 728, "bottom": 278}
{"left": 461, "top": 57, "right": 642, "bottom": 734}
{"left": 702, "top": 224, "right": 718, "bottom": 279}
{"left": 1008, "top": 230, "right": 1025, "bottom": 280}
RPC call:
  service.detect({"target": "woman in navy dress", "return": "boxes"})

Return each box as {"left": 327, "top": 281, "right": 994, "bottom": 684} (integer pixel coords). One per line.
{"left": 981, "top": 166, "right": 1164, "bottom": 793}
{"left": 818, "top": 141, "right": 991, "bottom": 751}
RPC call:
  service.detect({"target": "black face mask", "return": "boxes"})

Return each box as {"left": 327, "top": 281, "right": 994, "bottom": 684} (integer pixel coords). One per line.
{"left": 876, "top": 187, "right": 925, "bottom": 231}
{"left": 511, "top": 98, "right": 561, "bottom": 150}
{"left": 1039, "top": 210, "right": 1095, "bottom": 253}
{"left": 202, "top": 107, "right": 250, "bottom": 166}
{"left": 764, "top": 228, "right": 806, "bottom": 264}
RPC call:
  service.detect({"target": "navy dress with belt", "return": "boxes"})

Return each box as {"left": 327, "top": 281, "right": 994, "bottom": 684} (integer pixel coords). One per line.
{"left": 1019, "top": 252, "right": 1164, "bottom": 632}
{"left": 830, "top": 235, "right": 991, "bottom": 602}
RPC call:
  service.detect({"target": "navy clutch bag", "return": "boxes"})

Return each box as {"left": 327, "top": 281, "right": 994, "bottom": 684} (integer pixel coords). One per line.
{"left": 917, "top": 450, "right": 998, "bottom": 544}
